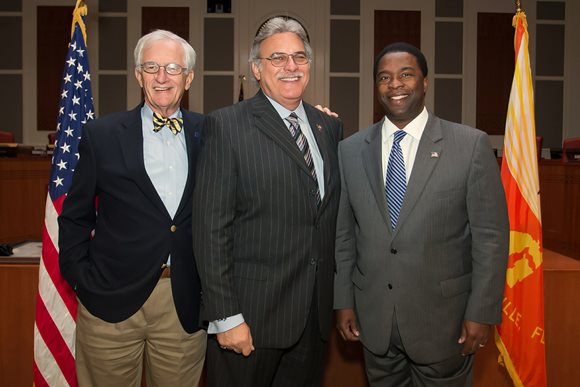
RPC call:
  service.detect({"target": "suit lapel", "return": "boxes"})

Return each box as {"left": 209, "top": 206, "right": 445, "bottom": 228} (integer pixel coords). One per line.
{"left": 251, "top": 91, "right": 312, "bottom": 177}
{"left": 304, "top": 104, "right": 332, "bottom": 211}
{"left": 118, "top": 104, "right": 170, "bottom": 218}
{"left": 174, "top": 109, "right": 201, "bottom": 219}
{"left": 394, "top": 113, "right": 443, "bottom": 234}
{"left": 362, "top": 119, "right": 391, "bottom": 229}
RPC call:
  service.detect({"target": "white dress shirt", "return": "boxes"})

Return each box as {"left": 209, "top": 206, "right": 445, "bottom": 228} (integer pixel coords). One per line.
{"left": 381, "top": 107, "right": 429, "bottom": 183}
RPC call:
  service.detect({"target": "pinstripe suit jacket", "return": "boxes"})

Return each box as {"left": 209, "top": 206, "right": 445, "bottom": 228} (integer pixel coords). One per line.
{"left": 193, "top": 91, "right": 342, "bottom": 348}
{"left": 334, "top": 113, "right": 509, "bottom": 363}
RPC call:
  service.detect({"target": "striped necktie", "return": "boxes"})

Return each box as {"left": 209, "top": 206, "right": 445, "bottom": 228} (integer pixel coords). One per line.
{"left": 286, "top": 113, "right": 321, "bottom": 207}
{"left": 386, "top": 130, "right": 407, "bottom": 229}
{"left": 152, "top": 112, "right": 183, "bottom": 135}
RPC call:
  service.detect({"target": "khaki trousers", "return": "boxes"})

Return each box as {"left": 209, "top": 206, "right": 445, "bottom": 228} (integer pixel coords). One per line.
{"left": 75, "top": 278, "right": 206, "bottom": 387}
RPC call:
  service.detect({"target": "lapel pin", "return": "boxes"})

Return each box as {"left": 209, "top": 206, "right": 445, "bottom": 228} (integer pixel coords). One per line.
{"left": 316, "top": 123, "right": 323, "bottom": 132}
{"left": 431, "top": 151, "right": 439, "bottom": 158}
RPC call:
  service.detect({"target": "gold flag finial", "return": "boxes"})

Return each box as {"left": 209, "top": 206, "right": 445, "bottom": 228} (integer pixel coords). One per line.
{"left": 516, "top": 0, "right": 522, "bottom": 13}
{"left": 71, "top": 0, "right": 88, "bottom": 43}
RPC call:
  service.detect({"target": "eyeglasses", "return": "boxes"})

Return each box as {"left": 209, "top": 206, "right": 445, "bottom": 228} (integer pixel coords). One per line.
{"left": 259, "top": 52, "right": 310, "bottom": 67}
{"left": 139, "top": 61, "right": 187, "bottom": 75}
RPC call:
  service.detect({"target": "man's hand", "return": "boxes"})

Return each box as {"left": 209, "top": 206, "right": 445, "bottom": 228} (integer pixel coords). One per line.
{"left": 336, "top": 308, "right": 360, "bottom": 341}
{"left": 216, "top": 322, "right": 255, "bottom": 356}
{"left": 315, "top": 104, "right": 339, "bottom": 118}
{"left": 458, "top": 320, "right": 491, "bottom": 356}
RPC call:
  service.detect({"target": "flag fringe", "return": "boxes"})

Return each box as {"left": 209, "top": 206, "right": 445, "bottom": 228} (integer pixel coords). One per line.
{"left": 495, "top": 329, "right": 524, "bottom": 387}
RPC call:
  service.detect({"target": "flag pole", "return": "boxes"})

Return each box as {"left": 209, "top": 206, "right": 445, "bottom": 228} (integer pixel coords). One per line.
{"left": 495, "top": 0, "right": 547, "bottom": 385}
{"left": 33, "top": 2, "right": 95, "bottom": 385}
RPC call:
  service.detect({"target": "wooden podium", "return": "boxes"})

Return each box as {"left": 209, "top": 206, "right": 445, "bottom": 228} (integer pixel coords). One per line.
{"left": 0, "top": 152, "right": 51, "bottom": 244}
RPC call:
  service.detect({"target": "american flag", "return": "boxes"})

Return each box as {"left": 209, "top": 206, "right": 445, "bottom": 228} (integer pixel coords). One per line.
{"left": 33, "top": 2, "right": 94, "bottom": 386}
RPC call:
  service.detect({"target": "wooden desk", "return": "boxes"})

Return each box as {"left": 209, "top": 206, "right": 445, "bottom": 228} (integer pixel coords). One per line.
{"left": 320, "top": 249, "right": 580, "bottom": 387}
{"left": 1, "top": 154, "right": 578, "bottom": 256}
{"left": 0, "top": 153, "right": 51, "bottom": 244}
{"left": 3, "top": 250, "right": 577, "bottom": 386}
{"left": 539, "top": 160, "right": 580, "bottom": 260}
{"left": 0, "top": 257, "right": 39, "bottom": 387}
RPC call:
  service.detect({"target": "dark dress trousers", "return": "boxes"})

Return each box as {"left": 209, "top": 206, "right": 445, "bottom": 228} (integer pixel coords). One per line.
{"left": 58, "top": 104, "right": 203, "bottom": 333}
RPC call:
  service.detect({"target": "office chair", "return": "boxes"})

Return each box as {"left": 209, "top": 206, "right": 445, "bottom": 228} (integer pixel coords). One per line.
{"left": 0, "top": 131, "right": 15, "bottom": 142}
{"left": 562, "top": 137, "right": 580, "bottom": 161}
{"left": 48, "top": 132, "right": 57, "bottom": 145}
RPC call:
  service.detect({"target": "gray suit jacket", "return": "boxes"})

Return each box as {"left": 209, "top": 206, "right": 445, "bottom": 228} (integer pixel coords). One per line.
{"left": 334, "top": 112, "right": 509, "bottom": 363}
{"left": 193, "top": 91, "right": 342, "bottom": 348}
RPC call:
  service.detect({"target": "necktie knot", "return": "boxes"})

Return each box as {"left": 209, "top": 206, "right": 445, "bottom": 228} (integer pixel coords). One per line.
{"left": 286, "top": 113, "right": 300, "bottom": 139}
{"left": 153, "top": 112, "right": 183, "bottom": 135}
{"left": 393, "top": 130, "right": 406, "bottom": 145}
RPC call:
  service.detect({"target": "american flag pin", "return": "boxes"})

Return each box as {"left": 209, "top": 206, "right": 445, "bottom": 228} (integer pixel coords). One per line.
{"left": 431, "top": 151, "right": 439, "bottom": 158}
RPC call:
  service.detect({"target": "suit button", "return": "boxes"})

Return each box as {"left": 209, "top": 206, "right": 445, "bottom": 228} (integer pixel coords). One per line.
{"left": 310, "top": 189, "right": 317, "bottom": 196}
{"left": 390, "top": 248, "right": 397, "bottom": 254}
{"left": 388, "top": 284, "right": 393, "bottom": 290}
{"left": 310, "top": 258, "right": 317, "bottom": 265}
{"left": 170, "top": 225, "right": 177, "bottom": 232}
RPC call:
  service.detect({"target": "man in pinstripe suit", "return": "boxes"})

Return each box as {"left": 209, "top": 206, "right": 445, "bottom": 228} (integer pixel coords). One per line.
{"left": 193, "top": 17, "right": 342, "bottom": 387}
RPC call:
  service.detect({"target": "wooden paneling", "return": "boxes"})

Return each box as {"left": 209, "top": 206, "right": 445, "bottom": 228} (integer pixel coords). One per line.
{"left": 0, "top": 154, "right": 50, "bottom": 244}
{"left": 476, "top": 12, "right": 513, "bottom": 135}
{"left": 141, "top": 7, "right": 190, "bottom": 109}
{"left": 36, "top": 6, "right": 73, "bottom": 132}
{"left": 372, "top": 10, "right": 421, "bottom": 124}
{"left": 0, "top": 263, "right": 39, "bottom": 387}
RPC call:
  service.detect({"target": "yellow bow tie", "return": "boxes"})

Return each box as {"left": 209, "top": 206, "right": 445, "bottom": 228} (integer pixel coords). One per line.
{"left": 152, "top": 112, "right": 183, "bottom": 135}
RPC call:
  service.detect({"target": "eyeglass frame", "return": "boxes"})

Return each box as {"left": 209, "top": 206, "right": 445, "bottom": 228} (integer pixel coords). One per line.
{"left": 258, "top": 52, "right": 311, "bottom": 67}
{"left": 138, "top": 61, "right": 189, "bottom": 75}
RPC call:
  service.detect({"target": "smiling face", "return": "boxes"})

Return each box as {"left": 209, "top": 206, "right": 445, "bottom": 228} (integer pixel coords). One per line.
{"left": 135, "top": 39, "right": 194, "bottom": 117}
{"left": 251, "top": 32, "right": 310, "bottom": 111}
{"left": 375, "top": 51, "right": 428, "bottom": 129}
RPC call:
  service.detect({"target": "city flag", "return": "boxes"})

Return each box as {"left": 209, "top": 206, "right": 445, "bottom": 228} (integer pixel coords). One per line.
{"left": 33, "top": 1, "right": 95, "bottom": 386}
{"left": 496, "top": 10, "right": 547, "bottom": 387}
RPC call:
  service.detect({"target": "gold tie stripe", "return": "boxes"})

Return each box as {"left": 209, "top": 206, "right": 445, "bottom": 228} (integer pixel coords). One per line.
{"left": 152, "top": 112, "right": 183, "bottom": 135}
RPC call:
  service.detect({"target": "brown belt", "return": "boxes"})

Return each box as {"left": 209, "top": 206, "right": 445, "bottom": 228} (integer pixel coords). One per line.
{"left": 160, "top": 265, "right": 171, "bottom": 278}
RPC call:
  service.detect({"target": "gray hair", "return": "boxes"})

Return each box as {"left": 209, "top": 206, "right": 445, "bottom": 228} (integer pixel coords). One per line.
{"left": 134, "top": 29, "right": 196, "bottom": 72}
{"left": 249, "top": 17, "right": 312, "bottom": 70}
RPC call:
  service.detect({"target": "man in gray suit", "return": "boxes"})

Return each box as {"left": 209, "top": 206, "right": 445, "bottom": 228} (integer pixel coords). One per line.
{"left": 334, "top": 42, "right": 509, "bottom": 386}
{"left": 193, "top": 17, "right": 342, "bottom": 387}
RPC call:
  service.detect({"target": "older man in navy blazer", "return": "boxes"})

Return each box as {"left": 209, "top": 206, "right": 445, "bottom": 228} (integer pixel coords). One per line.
{"left": 59, "top": 30, "right": 206, "bottom": 386}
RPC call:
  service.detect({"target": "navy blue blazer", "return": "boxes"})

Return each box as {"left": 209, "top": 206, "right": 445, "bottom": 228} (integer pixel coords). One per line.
{"left": 59, "top": 104, "right": 203, "bottom": 333}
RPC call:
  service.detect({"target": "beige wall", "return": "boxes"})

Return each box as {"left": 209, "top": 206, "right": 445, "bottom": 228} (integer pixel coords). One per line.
{"left": 8, "top": 0, "right": 580, "bottom": 145}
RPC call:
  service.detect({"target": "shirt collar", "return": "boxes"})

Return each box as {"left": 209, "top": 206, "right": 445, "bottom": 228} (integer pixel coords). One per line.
{"left": 142, "top": 103, "right": 182, "bottom": 121}
{"left": 382, "top": 107, "right": 428, "bottom": 142}
{"left": 142, "top": 104, "right": 183, "bottom": 135}
{"left": 264, "top": 94, "right": 306, "bottom": 123}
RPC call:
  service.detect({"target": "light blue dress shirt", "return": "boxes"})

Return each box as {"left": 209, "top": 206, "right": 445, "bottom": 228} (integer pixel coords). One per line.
{"left": 141, "top": 105, "right": 189, "bottom": 266}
